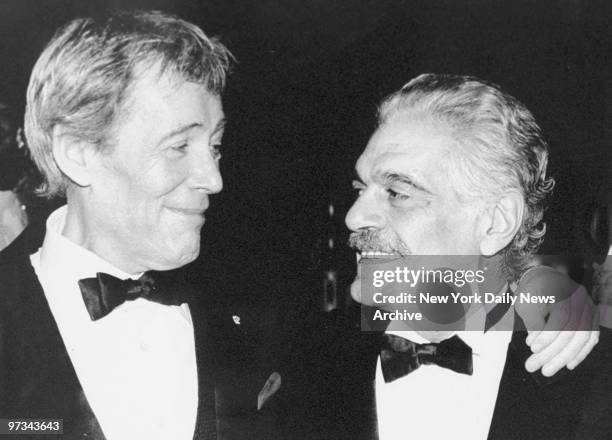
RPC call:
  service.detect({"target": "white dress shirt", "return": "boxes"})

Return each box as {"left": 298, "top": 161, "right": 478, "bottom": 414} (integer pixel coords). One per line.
{"left": 375, "top": 307, "right": 513, "bottom": 440}
{"left": 30, "top": 206, "right": 198, "bottom": 440}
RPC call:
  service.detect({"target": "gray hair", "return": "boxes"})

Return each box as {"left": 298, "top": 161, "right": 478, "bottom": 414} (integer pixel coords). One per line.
{"left": 24, "top": 10, "right": 233, "bottom": 197}
{"left": 379, "top": 73, "right": 554, "bottom": 280}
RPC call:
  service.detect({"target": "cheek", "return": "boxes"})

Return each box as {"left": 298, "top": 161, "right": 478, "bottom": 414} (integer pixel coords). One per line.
{"left": 389, "top": 207, "right": 433, "bottom": 247}
{"left": 159, "top": 209, "right": 204, "bottom": 243}
{"left": 429, "top": 216, "right": 457, "bottom": 241}
{"left": 391, "top": 207, "right": 462, "bottom": 254}
{"left": 158, "top": 222, "right": 202, "bottom": 266}
{"left": 126, "top": 178, "right": 185, "bottom": 222}
{"left": 128, "top": 159, "right": 186, "bottom": 197}
{"left": 432, "top": 215, "right": 480, "bottom": 254}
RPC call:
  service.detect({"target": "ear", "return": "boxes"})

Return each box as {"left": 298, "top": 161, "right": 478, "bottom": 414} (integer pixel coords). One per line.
{"left": 479, "top": 191, "right": 525, "bottom": 256}
{"left": 51, "top": 125, "right": 98, "bottom": 188}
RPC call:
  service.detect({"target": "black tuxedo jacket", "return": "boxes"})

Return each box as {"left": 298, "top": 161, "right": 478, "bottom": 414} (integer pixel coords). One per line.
{"left": 0, "top": 256, "right": 220, "bottom": 439}
{"left": 274, "top": 311, "right": 612, "bottom": 440}
{"left": 0, "top": 223, "right": 281, "bottom": 440}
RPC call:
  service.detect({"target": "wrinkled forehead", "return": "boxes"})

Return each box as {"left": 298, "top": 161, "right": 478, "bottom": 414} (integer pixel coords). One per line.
{"left": 117, "top": 62, "right": 221, "bottom": 124}
{"left": 102, "top": 68, "right": 224, "bottom": 155}
{"left": 355, "top": 113, "right": 455, "bottom": 181}
{"left": 126, "top": 60, "right": 208, "bottom": 102}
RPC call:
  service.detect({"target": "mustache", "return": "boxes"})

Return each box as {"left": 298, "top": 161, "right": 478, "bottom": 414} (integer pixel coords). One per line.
{"left": 348, "top": 230, "right": 410, "bottom": 254}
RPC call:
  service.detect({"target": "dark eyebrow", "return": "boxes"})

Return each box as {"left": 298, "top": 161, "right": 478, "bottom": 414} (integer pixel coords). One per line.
{"left": 382, "top": 172, "right": 433, "bottom": 195}
{"left": 211, "top": 118, "right": 227, "bottom": 137}
{"left": 156, "top": 118, "right": 227, "bottom": 148}
{"left": 215, "top": 118, "right": 227, "bottom": 131}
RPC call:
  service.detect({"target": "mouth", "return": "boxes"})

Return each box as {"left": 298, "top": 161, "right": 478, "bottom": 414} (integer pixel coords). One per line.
{"left": 166, "top": 207, "right": 207, "bottom": 216}
{"left": 166, "top": 207, "right": 208, "bottom": 225}
{"left": 356, "top": 250, "right": 400, "bottom": 263}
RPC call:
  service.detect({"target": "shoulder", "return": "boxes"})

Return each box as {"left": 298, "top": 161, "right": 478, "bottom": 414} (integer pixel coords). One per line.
{"left": 0, "top": 221, "right": 45, "bottom": 265}
{"left": 0, "top": 255, "right": 41, "bottom": 330}
{"left": 492, "top": 327, "right": 612, "bottom": 439}
{"left": 0, "top": 255, "right": 35, "bottom": 296}
{"left": 572, "top": 327, "right": 612, "bottom": 438}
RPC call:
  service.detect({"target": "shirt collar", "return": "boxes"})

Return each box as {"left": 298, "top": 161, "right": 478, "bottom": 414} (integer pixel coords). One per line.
{"left": 386, "top": 284, "right": 513, "bottom": 355}
{"left": 386, "top": 314, "right": 487, "bottom": 355}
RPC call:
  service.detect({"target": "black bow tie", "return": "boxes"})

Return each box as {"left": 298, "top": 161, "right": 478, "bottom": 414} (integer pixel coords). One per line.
{"left": 78, "top": 271, "right": 186, "bottom": 321}
{"left": 380, "top": 334, "right": 473, "bottom": 383}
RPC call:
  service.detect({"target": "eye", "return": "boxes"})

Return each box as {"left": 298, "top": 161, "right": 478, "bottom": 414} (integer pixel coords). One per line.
{"left": 352, "top": 180, "right": 366, "bottom": 197}
{"left": 211, "top": 143, "right": 222, "bottom": 160}
{"left": 170, "top": 143, "right": 188, "bottom": 153}
{"left": 387, "top": 188, "right": 410, "bottom": 200}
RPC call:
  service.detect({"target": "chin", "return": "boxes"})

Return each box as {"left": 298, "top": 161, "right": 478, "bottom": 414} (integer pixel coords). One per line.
{"left": 176, "top": 246, "right": 201, "bottom": 266}
{"left": 155, "top": 242, "right": 201, "bottom": 270}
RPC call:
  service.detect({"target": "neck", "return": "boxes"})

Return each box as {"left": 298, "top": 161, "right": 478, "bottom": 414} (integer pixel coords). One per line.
{"left": 389, "top": 257, "right": 508, "bottom": 342}
{"left": 62, "top": 200, "right": 144, "bottom": 275}
{"left": 416, "top": 330, "right": 455, "bottom": 343}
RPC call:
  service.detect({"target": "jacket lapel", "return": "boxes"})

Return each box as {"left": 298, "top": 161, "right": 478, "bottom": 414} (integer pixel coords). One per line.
{"left": 189, "top": 298, "right": 218, "bottom": 440}
{"left": 488, "top": 315, "right": 578, "bottom": 440}
{"left": 1, "top": 258, "right": 105, "bottom": 438}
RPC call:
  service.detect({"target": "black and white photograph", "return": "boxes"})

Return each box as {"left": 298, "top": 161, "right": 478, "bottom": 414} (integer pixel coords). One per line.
{"left": 0, "top": 1, "right": 611, "bottom": 439}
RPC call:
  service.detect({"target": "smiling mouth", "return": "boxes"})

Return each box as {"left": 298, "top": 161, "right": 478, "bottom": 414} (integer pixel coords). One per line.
{"left": 356, "top": 250, "right": 400, "bottom": 263}
{"left": 167, "top": 207, "right": 207, "bottom": 216}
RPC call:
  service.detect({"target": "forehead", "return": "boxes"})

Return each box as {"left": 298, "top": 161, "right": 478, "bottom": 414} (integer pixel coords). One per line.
{"left": 355, "top": 113, "right": 455, "bottom": 182}
{"left": 116, "top": 66, "right": 223, "bottom": 138}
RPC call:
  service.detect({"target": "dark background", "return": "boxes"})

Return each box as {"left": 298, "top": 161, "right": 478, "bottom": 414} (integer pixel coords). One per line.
{"left": 1, "top": 0, "right": 611, "bottom": 319}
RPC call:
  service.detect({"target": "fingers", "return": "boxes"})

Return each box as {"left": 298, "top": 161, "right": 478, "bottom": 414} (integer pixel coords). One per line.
{"left": 525, "top": 294, "right": 599, "bottom": 376}
{"left": 525, "top": 329, "right": 541, "bottom": 348}
{"left": 524, "top": 307, "right": 547, "bottom": 347}
{"left": 540, "top": 333, "right": 581, "bottom": 376}
{"left": 525, "top": 330, "right": 572, "bottom": 374}
{"left": 565, "top": 332, "right": 599, "bottom": 371}
{"left": 524, "top": 290, "right": 579, "bottom": 374}
{"left": 566, "top": 307, "right": 600, "bottom": 370}
{"left": 529, "top": 284, "right": 592, "bottom": 352}
{"left": 539, "top": 301, "right": 591, "bottom": 376}
{"left": 528, "top": 299, "right": 570, "bottom": 353}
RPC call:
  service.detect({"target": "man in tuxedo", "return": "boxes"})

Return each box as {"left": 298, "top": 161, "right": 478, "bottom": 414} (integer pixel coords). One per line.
{"left": 277, "top": 74, "right": 611, "bottom": 439}
{"left": 0, "top": 10, "right": 231, "bottom": 439}
{"left": 0, "top": 17, "right": 603, "bottom": 440}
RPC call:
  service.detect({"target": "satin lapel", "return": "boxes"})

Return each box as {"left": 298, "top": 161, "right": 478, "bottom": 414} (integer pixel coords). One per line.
{"left": 3, "top": 258, "right": 105, "bottom": 438}
{"left": 488, "top": 314, "right": 572, "bottom": 439}
{"left": 190, "top": 298, "right": 218, "bottom": 440}
{"left": 360, "top": 332, "right": 383, "bottom": 439}
{"left": 368, "top": 378, "right": 380, "bottom": 440}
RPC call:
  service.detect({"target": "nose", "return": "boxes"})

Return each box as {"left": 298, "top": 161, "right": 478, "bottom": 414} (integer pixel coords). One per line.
{"left": 188, "top": 147, "right": 223, "bottom": 194}
{"left": 345, "top": 190, "right": 385, "bottom": 232}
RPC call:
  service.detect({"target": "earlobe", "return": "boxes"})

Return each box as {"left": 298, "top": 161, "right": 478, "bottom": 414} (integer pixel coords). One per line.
{"left": 479, "top": 192, "right": 525, "bottom": 256}
{"left": 51, "top": 125, "right": 96, "bottom": 188}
